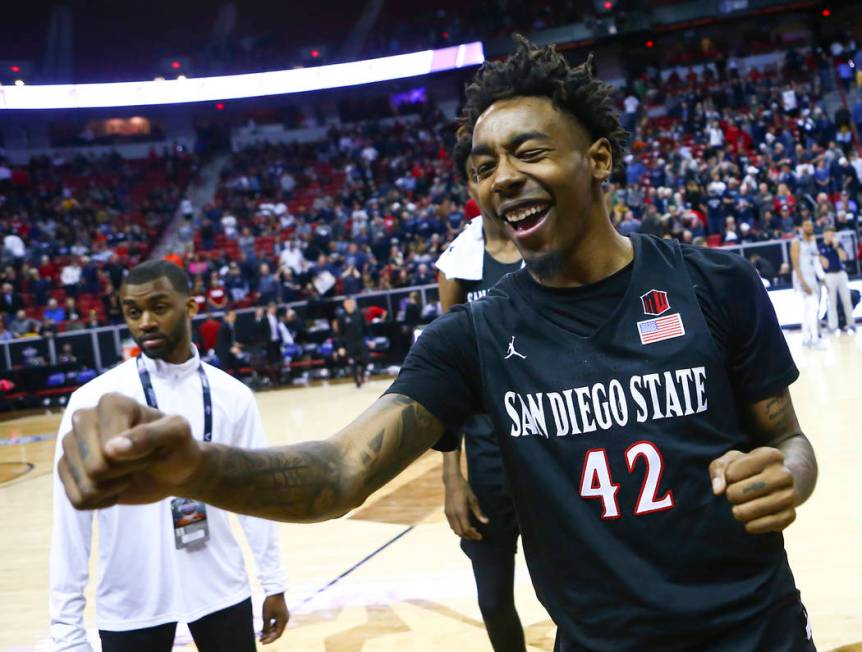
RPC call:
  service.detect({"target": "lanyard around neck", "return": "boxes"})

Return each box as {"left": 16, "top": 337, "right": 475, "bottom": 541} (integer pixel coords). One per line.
{"left": 136, "top": 355, "right": 213, "bottom": 442}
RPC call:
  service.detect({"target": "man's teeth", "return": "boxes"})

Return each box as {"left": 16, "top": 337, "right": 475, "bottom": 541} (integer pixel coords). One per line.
{"left": 505, "top": 204, "right": 548, "bottom": 223}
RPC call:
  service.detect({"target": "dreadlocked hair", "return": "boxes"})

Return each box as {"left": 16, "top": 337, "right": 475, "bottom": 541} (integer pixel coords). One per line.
{"left": 459, "top": 35, "right": 629, "bottom": 170}
{"left": 451, "top": 125, "right": 473, "bottom": 181}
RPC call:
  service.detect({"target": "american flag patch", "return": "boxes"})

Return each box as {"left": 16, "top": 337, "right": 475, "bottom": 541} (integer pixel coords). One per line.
{"left": 637, "top": 312, "right": 685, "bottom": 345}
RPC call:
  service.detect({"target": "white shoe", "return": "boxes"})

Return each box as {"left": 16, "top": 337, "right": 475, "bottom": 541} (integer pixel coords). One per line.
{"left": 832, "top": 329, "right": 842, "bottom": 336}
{"left": 810, "top": 338, "right": 828, "bottom": 350}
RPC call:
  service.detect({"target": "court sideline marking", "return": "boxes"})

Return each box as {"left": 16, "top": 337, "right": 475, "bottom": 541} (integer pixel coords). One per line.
{"left": 294, "top": 525, "right": 415, "bottom": 610}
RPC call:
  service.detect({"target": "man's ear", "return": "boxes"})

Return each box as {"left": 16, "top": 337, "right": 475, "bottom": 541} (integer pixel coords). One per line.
{"left": 187, "top": 297, "right": 199, "bottom": 319}
{"left": 589, "top": 138, "right": 613, "bottom": 182}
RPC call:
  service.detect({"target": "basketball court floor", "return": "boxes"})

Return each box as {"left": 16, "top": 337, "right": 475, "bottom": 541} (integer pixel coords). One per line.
{"left": 1, "top": 330, "right": 860, "bottom": 652}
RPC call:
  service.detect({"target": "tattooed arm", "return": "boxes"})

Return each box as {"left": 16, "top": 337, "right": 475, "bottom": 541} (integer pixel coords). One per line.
{"left": 58, "top": 392, "right": 444, "bottom": 522}
{"left": 186, "top": 394, "right": 444, "bottom": 522}
{"left": 708, "top": 388, "right": 817, "bottom": 533}
{"left": 739, "top": 388, "right": 817, "bottom": 505}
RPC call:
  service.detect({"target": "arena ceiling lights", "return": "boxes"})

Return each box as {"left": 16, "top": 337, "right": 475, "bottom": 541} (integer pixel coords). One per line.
{"left": 0, "top": 42, "right": 484, "bottom": 110}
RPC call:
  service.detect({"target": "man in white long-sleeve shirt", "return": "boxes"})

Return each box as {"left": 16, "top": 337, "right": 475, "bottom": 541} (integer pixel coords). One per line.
{"left": 50, "top": 260, "right": 290, "bottom": 651}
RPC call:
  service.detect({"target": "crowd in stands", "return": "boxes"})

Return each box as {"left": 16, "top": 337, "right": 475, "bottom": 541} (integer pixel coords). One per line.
{"left": 0, "top": 150, "right": 197, "bottom": 339}
{"left": 175, "top": 47, "right": 862, "bottom": 310}
{"left": 606, "top": 41, "right": 862, "bottom": 259}
{"left": 2, "top": 37, "right": 862, "bottom": 348}
{"left": 181, "top": 107, "right": 461, "bottom": 310}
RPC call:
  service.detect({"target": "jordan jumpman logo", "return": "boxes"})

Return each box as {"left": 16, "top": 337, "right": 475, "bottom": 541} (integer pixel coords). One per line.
{"left": 504, "top": 336, "right": 527, "bottom": 360}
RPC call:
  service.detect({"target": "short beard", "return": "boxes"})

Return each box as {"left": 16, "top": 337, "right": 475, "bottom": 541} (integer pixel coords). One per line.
{"left": 523, "top": 250, "right": 564, "bottom": 283}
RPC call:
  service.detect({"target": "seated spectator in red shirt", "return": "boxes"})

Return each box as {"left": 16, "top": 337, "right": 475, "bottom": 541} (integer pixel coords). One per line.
{"left": 207, "top": 278, "right": 229, "bottom": 311}
{"left": 191, "top": 277, "right": 208, "bottom": 314}
{"left": 364, "top": 305, "right": 387, "bottom": 324}
{"left": 198, "top": 313, "right": 222, "bottom": 354}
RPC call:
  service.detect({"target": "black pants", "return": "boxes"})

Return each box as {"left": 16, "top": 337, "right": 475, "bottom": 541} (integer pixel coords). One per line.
{"left": 346, "top": 345, "right": 368, "bottom": 386}
{"left": 460, "top": 485, "right": 526, "bottom": 652}
{"left": 99, "top": 597, "right": 256, "bottom": 652}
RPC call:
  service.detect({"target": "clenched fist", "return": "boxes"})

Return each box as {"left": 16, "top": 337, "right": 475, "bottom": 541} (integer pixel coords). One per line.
{"left": 709, "top": 447, "right": 798, "bottom": 534}
{"left": 58, "top": 393, "right": 202, "bottom": 509}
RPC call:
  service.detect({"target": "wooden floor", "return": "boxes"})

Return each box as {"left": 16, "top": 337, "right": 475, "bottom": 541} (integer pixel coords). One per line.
{"left": 1, "top": 330, "right": 861, "bottom": 651}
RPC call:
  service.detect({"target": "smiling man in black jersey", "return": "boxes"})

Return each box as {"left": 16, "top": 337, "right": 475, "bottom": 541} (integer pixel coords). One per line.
{"left": 59, "top": 38, "right": 818, "bottom": 652}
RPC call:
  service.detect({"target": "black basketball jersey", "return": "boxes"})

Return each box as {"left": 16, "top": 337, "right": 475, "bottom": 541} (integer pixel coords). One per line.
{"left": 457, "top": 249, "right": 522, "bottom": 487}
{"left": 460, "top": 250, "right": 523, "bottom": 304}
{"left": 464, "top": 234, "right": 798, "bottom": 649}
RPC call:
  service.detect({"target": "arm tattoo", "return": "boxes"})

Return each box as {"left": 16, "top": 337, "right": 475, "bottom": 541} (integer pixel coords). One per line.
{"left": 185, "top": 394, "right": 443, "bottom": 522}
{"left": 355, "top": 394, "right": 441, "bottom": 491}
{"left": 194, "top": 440, "right": 346, "bottom": 522}
{"left": 744, "top": 388, "right": 818, "bottom": 506}
{"left": 747, "top": 390, "right": 801, "bottom": 445}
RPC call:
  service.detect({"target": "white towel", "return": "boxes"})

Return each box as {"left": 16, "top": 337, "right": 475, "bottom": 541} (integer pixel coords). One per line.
{"left": 435, "top": 216, "right": 485, "bottom": 281}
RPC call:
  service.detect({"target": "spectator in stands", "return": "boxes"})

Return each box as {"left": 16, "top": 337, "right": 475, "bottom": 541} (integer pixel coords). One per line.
{"left": 221, "top": 212, "right": 239, "bottom": 240}
{"left": 257, "top": 263, "right": 279, "bottom": 305}
{"left": 58, "top": 342, "right": 78, "bottom": 364}
{"left": 341, "top": 263, "right": 363, "bottom": 295}
{"left": 43, "top": 298, "right": 66, "bottom": 323}
{"left": 0, "top": 317, "right": 13, "bottom": 342}
{"left": 191, "top": 277, "right": 208, "bottom": 314}
{"left": 0, "top": 282, "right": 23, "bottom": 315}
{"left": 102, "top": 283, "right": 124, "bottom": 325}
{"left": 207, "top": 273, "right": 229, "bottom": 311}
{"left": 258, "top": 302, "right": 283, "bottom": 370}
{"left": 215, "top": 309, "right": 243, "bottom": 372}
{"left": 413, "top": 263, "right": 434, "bottom": 286}
{"left": 64, "top": 297, "right": 78, "bottom": 319}
{"left": 181, "top": 197, "right": 194, "bottom": 221}
{"left": 278, "top": 240, "right": 305, "bottom": 276}
{"left": 80, "top": 257, "right": 100, "bottom": 294}
{"left": 238, "top": 227, "right": 256, "bottom": 258}
{"left": 3, "top": 230, "right": 26, "bottom": 260}
{"left": 618, "top": 210, "right": 641, "bottom": 235}
{"left": 60, "top": 258, "right": 83, "bottom": 298}
{"left": 278, "top": 268, "right": 302, "bottom": 303}
{"left": 282, "top": 308, "right": 305, "bottom": 342}
{"left": 403, "top": 292, "right": 422, "bottom": 327}
{"left": 225, "top": 263, "right": 251, "bottom": 303}
{"left": 65, "top": 312, "right": 84, "bottom": 332}
{"left": 333, "top": 297, "right": 369, "bottom": 388}
{"left": 85, "top": 309, "right": 101, "bottom": 330}
{"left": 276, "top": 312, "right": 295, "bottom": 349}
{"left": 188, "top": 253, "right": 209, "bottom": 278}
{"left": 722, "top": 216, "right": 740, "bottom": 244}
{"left": 104, "top": 254, "right": 126, "bottom": 290}
{"left": 28, "top": 268, "right": 50, "bottom": 307}
{"left": 198, "top": 312, "right": 222, "bottom": 355}
{"left": 9, "top": 309, "right": 39, "bottom": 337}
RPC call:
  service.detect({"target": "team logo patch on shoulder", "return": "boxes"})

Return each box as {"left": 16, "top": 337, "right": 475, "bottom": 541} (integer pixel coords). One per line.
{"left": 637, "top": 313, "right": 685, "bottom": 345}
{"left": 640, "top": 289, "right": 670, "bottom": 316}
